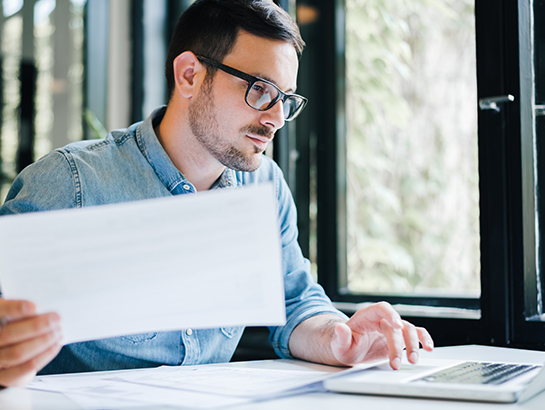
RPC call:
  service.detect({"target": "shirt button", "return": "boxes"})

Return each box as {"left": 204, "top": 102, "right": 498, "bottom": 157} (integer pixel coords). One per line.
{"left": 186, "top": 328, "right": 193, "bottom": 336}
{"left": 183, "top": 184, "right": 190, "bottom": 191}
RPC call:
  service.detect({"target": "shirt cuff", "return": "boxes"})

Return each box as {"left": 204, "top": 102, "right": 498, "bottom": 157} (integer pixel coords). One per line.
{"left": 271, "top": 306, "right": 349, "bottom": 359}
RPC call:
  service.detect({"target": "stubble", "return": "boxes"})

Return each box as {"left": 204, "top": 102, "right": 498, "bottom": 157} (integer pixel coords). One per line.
{"left": 188, "top": 77, "right": 271, "bottom": 172}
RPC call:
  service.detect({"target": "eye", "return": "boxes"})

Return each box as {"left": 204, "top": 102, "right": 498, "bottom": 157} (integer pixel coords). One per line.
{"left": 247, "top": 80, "right": 277, "bottom": 110}
{"left": 251, "top": 82, "right": 267, "bottom": 94}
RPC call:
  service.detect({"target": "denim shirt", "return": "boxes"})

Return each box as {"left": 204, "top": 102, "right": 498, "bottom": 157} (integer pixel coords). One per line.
{"left": 0, "top": 107, "right": 344, "bottom": 374}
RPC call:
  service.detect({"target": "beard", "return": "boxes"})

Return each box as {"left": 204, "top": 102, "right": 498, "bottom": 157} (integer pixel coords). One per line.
{"left": 188, "top": 78, "right": 273, "bottom": 172}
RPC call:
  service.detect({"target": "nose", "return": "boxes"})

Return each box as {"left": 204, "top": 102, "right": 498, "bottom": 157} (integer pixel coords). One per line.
{"left": 259, "top": 100, "right": 285, "bottom": 131}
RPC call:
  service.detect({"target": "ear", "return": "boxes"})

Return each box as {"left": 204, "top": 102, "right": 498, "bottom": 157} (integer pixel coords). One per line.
{"left": 172, "top": 52, "right": 206, "bottom": 99}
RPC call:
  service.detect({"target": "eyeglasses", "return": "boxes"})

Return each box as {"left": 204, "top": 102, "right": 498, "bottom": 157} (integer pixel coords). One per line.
{"left": 196, "top": 55, "right": 308, "bottom": 122}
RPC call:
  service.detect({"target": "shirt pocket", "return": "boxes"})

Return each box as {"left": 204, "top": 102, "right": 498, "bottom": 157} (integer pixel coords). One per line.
{"left": 220, "top": 327, "right": 242, "bottom": 339}
{"left": 120, "top": 332, "right": 158, "bottom": 344}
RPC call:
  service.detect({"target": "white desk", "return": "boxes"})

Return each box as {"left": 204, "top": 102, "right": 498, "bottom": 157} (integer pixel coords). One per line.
{"left": 2, "top": 345, "right": 545, "bottom": 410}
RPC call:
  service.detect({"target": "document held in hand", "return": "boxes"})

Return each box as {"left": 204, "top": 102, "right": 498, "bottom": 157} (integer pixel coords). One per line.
{"left": 0, "top": 183, "right": 286, "bottom": 344}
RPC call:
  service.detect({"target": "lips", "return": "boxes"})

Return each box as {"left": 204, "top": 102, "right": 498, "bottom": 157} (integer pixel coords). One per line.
{"left": 246, "top": 135, "right": 270, "bottom": 150}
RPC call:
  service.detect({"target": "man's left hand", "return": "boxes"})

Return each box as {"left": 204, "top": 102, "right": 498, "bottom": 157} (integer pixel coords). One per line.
{"left": 289, "top": 301, "right": 434, "bottom": 370}
{"left": 331, "top": 302, "right": 433, "bottom": 369}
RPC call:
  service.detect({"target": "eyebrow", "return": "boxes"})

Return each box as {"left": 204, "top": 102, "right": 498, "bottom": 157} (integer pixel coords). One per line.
{"left": 198, "top": 55, "right": 297, "bottom": 94}
{"left": 252, "top": 72, "right": 296, "bottom": 94}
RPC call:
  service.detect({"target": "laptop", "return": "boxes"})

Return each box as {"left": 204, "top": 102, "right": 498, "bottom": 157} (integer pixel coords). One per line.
{"left": 324, "top": 356, "right": 545, "bottom": 403}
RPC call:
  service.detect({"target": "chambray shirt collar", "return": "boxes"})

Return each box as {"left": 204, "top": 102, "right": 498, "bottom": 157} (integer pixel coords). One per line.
{"left": 135, "top": 106, "right": 237, "bottom": 194}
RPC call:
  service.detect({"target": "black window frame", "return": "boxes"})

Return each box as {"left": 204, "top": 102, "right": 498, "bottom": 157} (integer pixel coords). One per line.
{"left": 288, "top": 0, "right": 545, "bottom": 349}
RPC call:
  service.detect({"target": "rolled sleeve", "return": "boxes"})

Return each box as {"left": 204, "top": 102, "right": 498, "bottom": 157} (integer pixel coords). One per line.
{"left": 272, "top": 304, "right": 347, "bottom": 359}
{"left": 264, "top": 161, "right": 347, "bottom": 359}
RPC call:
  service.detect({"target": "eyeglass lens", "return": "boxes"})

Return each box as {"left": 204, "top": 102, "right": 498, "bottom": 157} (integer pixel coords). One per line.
{"left": 247, "top": 80, "right": 304, "bottom": 121}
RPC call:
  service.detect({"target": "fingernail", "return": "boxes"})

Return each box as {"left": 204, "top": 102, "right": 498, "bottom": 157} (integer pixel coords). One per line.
{"left": 21, "top": 302, "right": 31, "bottom": 315}
{"left": 409, "top": 352, "right": 418, "bottom": 363}
{"left": 392, "top": 357, "right": 401, "bottom": 370}
{"left": 50, "top": 312, "right": 61, "bottom": 323}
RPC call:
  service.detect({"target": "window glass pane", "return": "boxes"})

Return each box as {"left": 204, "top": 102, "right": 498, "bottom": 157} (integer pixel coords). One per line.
{"left": 345, "top": 0, "right": 480, "bottom": 297}
{"left": 0, "top": 0, "right": 85, "bottom": 200}
{"left": 0, "top": 11, "right": 22, "bottom": 200}
{"left": 35, "top": 0, "right": 85, "bottom": 158}
{"left": 534, "top": 0, "right": 545, "bottom": 318}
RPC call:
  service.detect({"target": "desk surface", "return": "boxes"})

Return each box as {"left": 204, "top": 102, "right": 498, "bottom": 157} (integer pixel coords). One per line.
{"left": 3, "top": 345, "right": 545, "bottom": 410}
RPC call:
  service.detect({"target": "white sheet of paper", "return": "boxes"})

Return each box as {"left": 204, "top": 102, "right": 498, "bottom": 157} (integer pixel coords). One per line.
{"left": 111, "top": 360, "right": 388, "bottom": 399}
{"left": 29, "top": 370, "right": 251, "bottom": 409}
{"left": 28, "top": 360, "right": 388, "bottom": 409}
{"left": 116, "top": 364, "right": 335, "bottom": 398}
{"left": 0, "top": 183, "right": 285, "bottom": 344}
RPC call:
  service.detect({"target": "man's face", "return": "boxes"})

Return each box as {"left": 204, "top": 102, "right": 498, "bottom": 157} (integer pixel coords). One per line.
{"left": 188, "top": 31, "right": 299, "bottom": 172}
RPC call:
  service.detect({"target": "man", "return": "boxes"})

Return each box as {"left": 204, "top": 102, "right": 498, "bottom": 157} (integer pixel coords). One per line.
{"left": 0, "top": 0, "right": 433, "bottom": 387}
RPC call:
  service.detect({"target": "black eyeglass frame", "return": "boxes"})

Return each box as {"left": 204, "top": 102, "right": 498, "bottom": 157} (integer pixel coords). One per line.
{"left": 196, "top": 55, "right": 308, "bottom": 121}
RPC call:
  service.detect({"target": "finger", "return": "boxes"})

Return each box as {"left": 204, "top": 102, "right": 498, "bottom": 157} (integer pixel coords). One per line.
{"left": 379, "top": 318, "right": 404, "bottom": 370}
{"left": 0, "top": 329, "right": 62, "bottom": 370}
{"left": 401, "top": 321, "right": 420, "bottom": 364}
{"left": 0, "top": 299, "right": 36, "bottom": 321}
{"left": 348, "top": 302, "right": 403, "bottom": 333}
{"left": 0, "top": 341, "right": 62, "bottom": 387}
{"left": 416, "top": 326, "right": 434, "bottom": 352}
{"left": 331, "top": 323, "right": 353, "bottom": 359}
{"left": 332, "top": 323, "right": 352, "bottom": 350}
{"left": 0, "top": 313, "right": 61, "bottom": 348}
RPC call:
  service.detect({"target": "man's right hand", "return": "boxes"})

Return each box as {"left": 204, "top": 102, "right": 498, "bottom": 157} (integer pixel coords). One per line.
{"left": 0, "top": 299, "right": 62, "bottom": 387}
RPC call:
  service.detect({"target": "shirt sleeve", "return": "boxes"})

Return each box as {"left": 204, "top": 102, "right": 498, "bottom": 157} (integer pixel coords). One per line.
{"left": 266, "top": 162, "right": 347, "bottom": 359}
{"left": 0, "top": 150, "right": 78, "bottom": 215}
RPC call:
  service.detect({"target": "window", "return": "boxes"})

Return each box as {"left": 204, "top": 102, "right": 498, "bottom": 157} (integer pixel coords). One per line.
{"left": 0, "top": 0, "right": 177, "bottom": 203}
{"left": 536, "top": 0, "right": 545, "bottom": 317}
{"left": 0, "top": 0, "right": 85, "bottom": 199}
{"left": 344, "top": 0, "right": 480, "bottom": 299}
{"left": 292, "top": 0, "right": 545, "bottom": 348}
{"left": 511, "top": 0, "right": 545, "bottom": 345}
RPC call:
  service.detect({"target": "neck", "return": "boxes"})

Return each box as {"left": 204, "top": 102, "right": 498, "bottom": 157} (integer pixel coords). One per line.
{"left": 155, "top": 104, "right": 225, "bottom": 192}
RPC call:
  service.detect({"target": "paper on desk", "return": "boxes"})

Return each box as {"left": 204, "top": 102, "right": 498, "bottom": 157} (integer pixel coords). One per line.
{"left": 111, "top": 359, "right": 388, "bottom": 399}
{"left": 28, "top": 360, "right": 376, "bottom": 409}
{"left": 30, "top": 370, "right": 251, "bottom": 409}
{"left": 0, "top": 183, "right": 285, "bottom": 344}
{"left": 116, "top": 363, "right": 336, "bottom": 398}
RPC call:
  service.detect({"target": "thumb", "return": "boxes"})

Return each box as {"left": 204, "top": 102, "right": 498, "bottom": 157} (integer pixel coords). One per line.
{"left": 331, "top": 322, "right": 352, "bottom": 353}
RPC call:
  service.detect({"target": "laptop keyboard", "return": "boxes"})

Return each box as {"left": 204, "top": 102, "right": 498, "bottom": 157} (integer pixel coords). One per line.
{"left": 416, "top": 362, "right": 541, "bottom": 385}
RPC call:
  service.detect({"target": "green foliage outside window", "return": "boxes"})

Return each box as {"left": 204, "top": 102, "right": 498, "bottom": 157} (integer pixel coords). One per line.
{"left": 346, "top": 0, "right": 480, "bottom": 295}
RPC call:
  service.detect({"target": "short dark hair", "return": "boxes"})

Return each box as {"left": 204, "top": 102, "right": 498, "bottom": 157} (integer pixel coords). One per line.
{"left": 165, "top": 0, "right": 305, "bottom": 100}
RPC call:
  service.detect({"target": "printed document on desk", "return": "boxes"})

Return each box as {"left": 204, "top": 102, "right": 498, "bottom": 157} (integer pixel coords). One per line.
{"left": 0, "top": 183, "right": 285, "bottom": 344}
{"left": 28, "top": 359, "right": 387, "bottom": 409}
